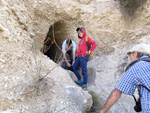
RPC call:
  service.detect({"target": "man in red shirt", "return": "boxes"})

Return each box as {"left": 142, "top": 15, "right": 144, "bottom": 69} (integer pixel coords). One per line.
{"left": 73, "top": 27, "right": 97, "bottom": 89}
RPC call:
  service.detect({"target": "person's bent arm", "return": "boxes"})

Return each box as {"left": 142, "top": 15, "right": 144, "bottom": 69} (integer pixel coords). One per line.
{"left": 72, "top": 50, "right": 76, "bottom": 65}
{"left": 63, "top": 52, "right": 71, "bottom": 67}
{"left": 72, "top": 41, "right": 76, "bottom": 65}
{"left": 100, "top": 89, "right": 122, "bottom": 113}
{"left": 62, "top": 40, "right": 71, "bottom": 67}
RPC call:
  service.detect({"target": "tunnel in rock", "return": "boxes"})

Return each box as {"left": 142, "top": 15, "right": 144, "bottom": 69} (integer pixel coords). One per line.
{"left": 41, "top": 21, "right": 69, "bottom": 63}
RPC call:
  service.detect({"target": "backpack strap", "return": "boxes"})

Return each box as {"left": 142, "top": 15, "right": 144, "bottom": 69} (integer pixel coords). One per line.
{"left": 132, "top": 85, "right": 150, "bottom": 104}
{"left": 125, "top": 60, "right": 139, "bottom": 72}
{"left": 86, "top": 36, "right": 90, "bottom": 51}
{"left": 133, "top": 95, "right": 137, "bottom": 103}
{"left": 125, "top": 56, "right": 150, "bottom": 72}
{"left": 138, "top": 85, "right": 150, "bottom": 92}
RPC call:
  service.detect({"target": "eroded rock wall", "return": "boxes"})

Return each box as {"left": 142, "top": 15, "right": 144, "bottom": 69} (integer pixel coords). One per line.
{"left": 0, "top": 0, "right": 150, "bottom": 113}
{"left": 0, "top": 0, "right": 89, "bottom": 112}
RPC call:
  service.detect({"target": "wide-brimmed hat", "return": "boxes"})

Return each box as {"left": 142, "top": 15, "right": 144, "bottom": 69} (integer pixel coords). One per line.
{"left": 127, "top": 43, "right": 150, "bottom": 55}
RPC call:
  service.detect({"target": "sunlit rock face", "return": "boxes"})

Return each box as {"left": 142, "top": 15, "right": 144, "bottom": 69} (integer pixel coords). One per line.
{"left": 0, "top": 0, "right": 150, "bottom": 112}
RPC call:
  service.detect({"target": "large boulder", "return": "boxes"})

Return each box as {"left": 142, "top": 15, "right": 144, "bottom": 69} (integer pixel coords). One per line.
{"left": 65, "top": 86, "right": 93, "bottom": 112}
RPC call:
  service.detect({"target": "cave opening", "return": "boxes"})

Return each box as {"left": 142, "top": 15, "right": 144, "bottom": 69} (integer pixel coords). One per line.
{"left": 41, "top": 21, "right": 68, "bottom": 63}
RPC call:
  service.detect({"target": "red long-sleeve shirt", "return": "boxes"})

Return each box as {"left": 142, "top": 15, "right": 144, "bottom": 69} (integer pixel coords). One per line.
{"left": 77, "top": 28, "right": 97, "bottom": 57}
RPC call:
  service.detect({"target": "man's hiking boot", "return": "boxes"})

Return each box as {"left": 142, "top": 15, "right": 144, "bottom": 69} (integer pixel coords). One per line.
{"left": 82, "top": 84, "right": 87, "bottom": 90}
{"left": 74, "top": 80, "right": 83, "bottom": 86}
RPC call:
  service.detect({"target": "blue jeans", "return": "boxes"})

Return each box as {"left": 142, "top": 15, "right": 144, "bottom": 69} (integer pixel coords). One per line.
{"left": 73, "top": 56, "right": 89, "bottom": 85}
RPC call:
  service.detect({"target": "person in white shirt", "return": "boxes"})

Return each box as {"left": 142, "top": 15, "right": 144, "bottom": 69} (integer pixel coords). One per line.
{"left": 61, "top": 39, "right": 76, "bottom": 71}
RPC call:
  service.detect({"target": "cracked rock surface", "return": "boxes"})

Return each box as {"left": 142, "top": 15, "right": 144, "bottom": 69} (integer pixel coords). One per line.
{"left": 0, "top": 0, "right": 150, "bottom": 113}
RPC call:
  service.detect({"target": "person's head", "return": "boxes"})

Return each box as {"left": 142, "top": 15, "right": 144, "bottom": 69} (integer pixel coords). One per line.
{"left": 76, "top": 27, "right": 84, "bottom": 38}
{"left": 127, "top": 44, "right": 150, "bottom": 61}
{"left": 66, "top": 39, "right": 72, "bottom": 46}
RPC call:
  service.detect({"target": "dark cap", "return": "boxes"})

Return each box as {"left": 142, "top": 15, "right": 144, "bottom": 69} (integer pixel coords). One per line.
{"left": 76, "top": 27, "right": 85, "bottom": 32}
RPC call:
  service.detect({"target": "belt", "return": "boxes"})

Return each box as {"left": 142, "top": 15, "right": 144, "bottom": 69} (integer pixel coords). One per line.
{"left": 79, "top": 55, "right": 88, "bottom": 57}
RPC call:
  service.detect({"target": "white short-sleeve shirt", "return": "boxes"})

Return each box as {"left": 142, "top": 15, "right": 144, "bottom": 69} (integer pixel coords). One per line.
{"left": 62, "top": 40, "right": 76, "bottom": 52}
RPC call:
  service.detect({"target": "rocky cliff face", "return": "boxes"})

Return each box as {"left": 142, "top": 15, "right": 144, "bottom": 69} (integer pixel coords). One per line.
{"left": 0, "top": 0, "right": 150, "bottom": 113}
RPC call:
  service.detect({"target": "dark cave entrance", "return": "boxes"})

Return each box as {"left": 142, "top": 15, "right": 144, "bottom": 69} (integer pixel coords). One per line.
{"left": 41, "top": 21, "right": 68, "bottom": 63}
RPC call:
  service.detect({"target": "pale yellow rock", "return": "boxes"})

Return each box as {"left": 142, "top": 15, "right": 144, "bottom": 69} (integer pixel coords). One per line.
{"left": 0, "top": 0, "right": 150, "bottom": 113}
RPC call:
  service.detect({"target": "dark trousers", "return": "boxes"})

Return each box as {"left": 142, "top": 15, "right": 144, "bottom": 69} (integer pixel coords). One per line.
{"left": 73, "top": 56, "right": 89, "bottom": 85}
{"left": 61, "top": 49, "right": 73, "bottom": 71}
